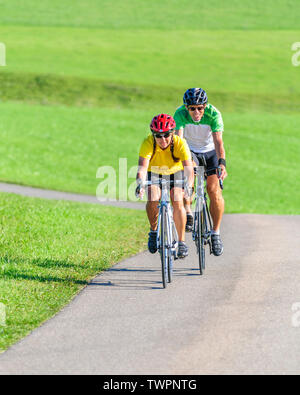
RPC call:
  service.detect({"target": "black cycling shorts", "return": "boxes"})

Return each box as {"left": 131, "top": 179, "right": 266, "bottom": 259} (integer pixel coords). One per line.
{"left": 191, "top": 150, "right": 218, "bottom": 177}
{"left": 147, "top": 170, "right": 185, "bottom": 190}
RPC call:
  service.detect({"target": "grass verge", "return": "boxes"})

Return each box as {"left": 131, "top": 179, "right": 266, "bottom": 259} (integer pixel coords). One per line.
{"left": 0, "top": 192, "right": 148, "bottom": 351}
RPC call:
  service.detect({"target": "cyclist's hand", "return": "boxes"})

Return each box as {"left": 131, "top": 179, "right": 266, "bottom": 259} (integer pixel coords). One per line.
{"left": 135, "top": 185, "right": 145, "bottom": 199}
{"left": 135, "top": 178, "right": 145, "bottom": 199}
{"left": 217, "top": 165, "right": 227, "bottom": 181}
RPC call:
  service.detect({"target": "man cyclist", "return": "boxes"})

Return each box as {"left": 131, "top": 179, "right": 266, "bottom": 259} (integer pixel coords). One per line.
{"left": 136, "top": 114, "right": 194, "bottom": 258}
{"left": 174, "top": 88, "right": 227, "bottom": 256}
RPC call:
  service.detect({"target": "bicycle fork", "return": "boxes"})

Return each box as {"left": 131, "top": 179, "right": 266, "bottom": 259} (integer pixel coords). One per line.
{"left": 167, "top": 205, "right": 178, "bottom": 260}
{"left": 203, "top": 194, "right": 213, "bottom": 254}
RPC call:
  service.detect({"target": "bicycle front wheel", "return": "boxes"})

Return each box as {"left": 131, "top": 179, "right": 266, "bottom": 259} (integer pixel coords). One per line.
{"left": 195, "top": 209, "right": 205, "bottom": 275}
{"left": 160, "top": 205, "right": 168, "bottom": 288}
{"left": 200, "top": 208, "right": 206, "bottom": 271}
{"left": 168, "top": 217, "right": 178, "bottom": 283}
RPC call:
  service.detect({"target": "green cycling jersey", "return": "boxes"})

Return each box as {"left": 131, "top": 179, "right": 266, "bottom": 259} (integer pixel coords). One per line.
{"left": 174, "top": 103, "right": 224, "bottom": 153}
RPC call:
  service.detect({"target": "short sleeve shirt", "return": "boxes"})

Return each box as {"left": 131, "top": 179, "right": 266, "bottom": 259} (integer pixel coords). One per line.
{"left": 139, "top": 134, "right": 191, "bottom": 175}
{"left": 174, "top": 103, "right": 224, "bottom": 153}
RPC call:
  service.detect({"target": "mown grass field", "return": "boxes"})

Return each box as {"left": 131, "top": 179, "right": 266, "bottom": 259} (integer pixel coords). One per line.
{"left": 0, "top": 3, "right": 299, "bottom": 215}
{"left": 0, "top": 27, "right": 299, "bottom": 106}
{"left": 0, "top": 0, "right": 299, "bottom": 350}
{"left": 0, "top": 101, "right": 299, "bottom": 214}
{"left": 0, "top": 27, "right": 298, "bottom": 92}
{"left": 0, "top": 0, "right": 299, "bottom": 30}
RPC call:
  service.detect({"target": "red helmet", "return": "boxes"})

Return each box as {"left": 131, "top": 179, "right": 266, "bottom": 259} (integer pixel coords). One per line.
{"left": 150, "top": 114, "right": 176, "bottom": 133}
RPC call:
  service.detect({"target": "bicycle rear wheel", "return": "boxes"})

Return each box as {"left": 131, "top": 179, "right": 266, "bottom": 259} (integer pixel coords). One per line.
{"left": 160, "top": 205, "right": 168, "bottom": 288}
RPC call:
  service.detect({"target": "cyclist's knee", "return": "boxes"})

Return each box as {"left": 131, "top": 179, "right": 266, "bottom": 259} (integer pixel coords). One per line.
{"left": 208, "top": 188, "right": 224, "bottom": 205}
{"left": 147, "top": 185, "right": 160, "bottom": 201}
{"left": 207, "top": 176, "right": 221, "bottom": 196}
{"left": 172, "top": 201, "right": 184, "bottom": 211}
{"left": 170, "top": 187, "right": 184, "bottom": 204}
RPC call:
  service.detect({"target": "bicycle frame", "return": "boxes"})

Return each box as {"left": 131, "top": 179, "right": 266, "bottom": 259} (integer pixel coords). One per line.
{"left": 194, "top": 166, "right": 205, "bottom": 218}
{"left": 143, "top": 178, "right": 184, "bottom": 287}
{"left": 156, "top": 181, "right": 178, "bottom": 256}
{"left": 192, "top": 166, "right": 213, "bottom": 273}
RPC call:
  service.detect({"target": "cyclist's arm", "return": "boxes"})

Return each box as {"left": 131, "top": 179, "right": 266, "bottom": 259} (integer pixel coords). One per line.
{"left": 182, "top": 159, "right": 194, "bottom": 189}
{"left": 212, "top": 132, "right": 227, "bottom": 180}
{"left": 213, "top": 132, "right": 225, "bottom": 160}
{"left": 175, "top": 128, "right": 183, "bottom": 138}
{"left": 136, "top": 156, "right": 149, "bottom": 183}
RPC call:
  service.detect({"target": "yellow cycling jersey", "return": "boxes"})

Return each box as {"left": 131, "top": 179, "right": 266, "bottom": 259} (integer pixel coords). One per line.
{"left": 139, "top": 134, "right": 191, "bottom": 175}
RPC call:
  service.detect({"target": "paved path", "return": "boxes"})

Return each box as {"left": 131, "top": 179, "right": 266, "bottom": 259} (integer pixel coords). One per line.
{"left": 0, "top": 182, "right": 144, "bottom": 210}
{"left": 0, "top": 209, "right": 299, "bottom": 374}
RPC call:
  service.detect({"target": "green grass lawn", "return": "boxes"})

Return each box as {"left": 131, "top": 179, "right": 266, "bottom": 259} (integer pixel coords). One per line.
{"left": 0, "top": 101, "right": 299, "bottom": 214}
{"left": 0, "top": 0, "right": 299, "bottom": 30}
{"left": 0, "top": 192, "right": 148, "bottom": 351}
{"left": 0, "top": 3, "right": 298, "bottom": 215}
{"left": 0, "top": 27, "right": 299, "bottom": 100}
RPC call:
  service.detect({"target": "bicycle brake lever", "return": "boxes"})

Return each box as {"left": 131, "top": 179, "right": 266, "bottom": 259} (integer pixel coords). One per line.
{"left": 217, "top": 167, "right": 224, "bottom": 190}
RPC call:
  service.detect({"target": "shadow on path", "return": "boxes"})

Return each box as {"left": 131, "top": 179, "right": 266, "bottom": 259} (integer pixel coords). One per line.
{"left": 88, "top": 265, "right": 200, "bottom": 290}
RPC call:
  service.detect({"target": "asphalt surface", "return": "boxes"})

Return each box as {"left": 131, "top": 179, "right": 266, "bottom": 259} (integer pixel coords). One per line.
{"left": 0, "top": 205, "right": 299, "bottom": 374}
{"left": 0, "top": 182, "right": 144, "bottom": 210}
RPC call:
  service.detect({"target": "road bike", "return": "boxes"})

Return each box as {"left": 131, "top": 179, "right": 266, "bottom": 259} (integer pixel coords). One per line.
{"left": 192, "top": 158, "right": 223, "bottom": 275}
{"left": 143, "top": 178, "right": 186, "bottom": 288}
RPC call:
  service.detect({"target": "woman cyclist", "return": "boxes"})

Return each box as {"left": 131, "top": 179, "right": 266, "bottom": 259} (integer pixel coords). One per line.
{"left": 136, "top": 114, "right": 194, "bottom": 259}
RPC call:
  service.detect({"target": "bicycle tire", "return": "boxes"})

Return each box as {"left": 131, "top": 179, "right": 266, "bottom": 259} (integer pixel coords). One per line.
{"left": 167, "top": 214, "right": 175, "bottom": 283}
{"left": 195, "top": 208, "right": 205, "bottom": 275}
{"left": 168, "top": 253, "right": 173, "bottom": 283}
{"left": 200, "top": 208, "right": 206, "bottom": 271}
{"left": 160, "top": 205, "right": 168, "bottom": 288}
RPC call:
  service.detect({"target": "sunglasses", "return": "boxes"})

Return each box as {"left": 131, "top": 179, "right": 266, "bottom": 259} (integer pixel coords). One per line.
{"left": 188, "top": 106, "right": 205, "bottom": 112}
{"left": 152, "top": 132, "right": 172, "bottom": 139}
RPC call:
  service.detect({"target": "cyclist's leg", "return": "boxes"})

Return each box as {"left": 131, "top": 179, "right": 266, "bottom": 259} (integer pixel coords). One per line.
{"left": 170, "top": 186, "right": 186, "bottom": 242}
{"left": 146, "top": 181, "right": 161, "bottom": 231}
{"left": 184, "top": 152, "right": 197, "bottom": 231}
{"left": 146, "top": 172, "right": 161, "bottom": 253}
{"left": 205, "top": 151, "right": 224, "bottom": 256}
{"left": 170, "top": 172, "right": 188, "bottom": 258}
{"left": 205, "top": 151, "right": 224, "bottom": 232}
{"left": 206, "top": 174, "right": 224, "bottom": 232}
{"left": 183, "top": 190, "right": 194, "bottom": 215}
{"left": 184, "top": 151, "right": 198, "bottom": 214}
